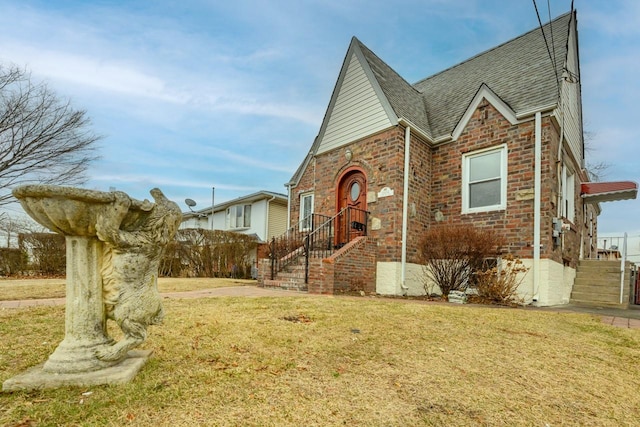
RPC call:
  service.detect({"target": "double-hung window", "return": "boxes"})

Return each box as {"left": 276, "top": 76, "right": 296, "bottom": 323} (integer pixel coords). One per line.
{"left": 227, "top": 204, "right": 251, "bottom": 229}
{"left": 299, "top": 193, "right": 314, "bottom": 230}
{"left": 462, "top": 145, "right": 507, "bottom": 214}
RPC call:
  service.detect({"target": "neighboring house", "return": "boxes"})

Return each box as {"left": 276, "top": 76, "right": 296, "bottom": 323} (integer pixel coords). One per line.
{"left": 181, "top": 190, "right": 288, "bottom": 243}
{"left": 181, "top": 191, "right": 288, "bottom": 274}
{"left": 598, "top": 234, "right": 640, "bottom": 265}
{"left": 265, "top": 10, "right": 637, "bottom": 306}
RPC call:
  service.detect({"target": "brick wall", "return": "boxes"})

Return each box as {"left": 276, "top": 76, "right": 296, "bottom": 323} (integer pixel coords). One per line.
{"left": 429, "top": 102, "right": 594, "bottom": 266}
{"left": 290, "top": 127, "right": 431, "bottom": 264}
{"left": 307, "top": 236, "right": 377, "bottom": 294}
{"left": 289, "top": 101, "right": 592, "bottom": 288}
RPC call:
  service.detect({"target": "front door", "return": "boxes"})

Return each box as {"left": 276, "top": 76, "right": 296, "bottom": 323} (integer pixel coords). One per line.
{"left": 336, "top": 169, "right": 367, "bottom": 246}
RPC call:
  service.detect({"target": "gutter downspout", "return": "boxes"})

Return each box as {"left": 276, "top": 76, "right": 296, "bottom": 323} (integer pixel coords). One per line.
{"left": 401, "top": 125, "right": 411, "bottom": 295}
{"left": 533, "top": 112, "right": 542, "bottom": 303}
{"left": 286, "top": 184, "right": 292, "bottom": 230}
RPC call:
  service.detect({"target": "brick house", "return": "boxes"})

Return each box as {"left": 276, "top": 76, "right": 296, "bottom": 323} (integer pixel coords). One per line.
{"left": 261, "top": 11, "right": 637, "bottom": 306}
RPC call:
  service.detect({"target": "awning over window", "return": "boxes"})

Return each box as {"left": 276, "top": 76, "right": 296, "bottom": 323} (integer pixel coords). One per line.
{"left": 581, "top": 181, "right": 638, "bottom": 204}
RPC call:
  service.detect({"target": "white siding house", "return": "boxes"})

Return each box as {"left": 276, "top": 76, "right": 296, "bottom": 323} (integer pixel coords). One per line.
{"left": 181, "top": 191, "right": 288, "bottom": 242}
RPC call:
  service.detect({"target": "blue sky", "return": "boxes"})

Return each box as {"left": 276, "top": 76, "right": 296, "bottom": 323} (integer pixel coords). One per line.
{"left": 0, "top": 0, "right": 638, "bottom": 235}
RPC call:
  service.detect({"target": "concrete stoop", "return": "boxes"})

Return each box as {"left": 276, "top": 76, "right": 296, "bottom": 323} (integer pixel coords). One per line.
{"left": 570, "top": 260, "right": 631, "bottom": 309}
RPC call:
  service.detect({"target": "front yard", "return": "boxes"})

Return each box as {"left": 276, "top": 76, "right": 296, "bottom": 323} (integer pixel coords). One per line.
{"left": 2, "top": 292, "right": 640, "bottom": 426}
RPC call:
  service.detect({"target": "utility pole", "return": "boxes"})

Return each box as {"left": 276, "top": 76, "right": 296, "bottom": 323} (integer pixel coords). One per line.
{"left": 211, "top": 187, "right": 215, "bottom": 230}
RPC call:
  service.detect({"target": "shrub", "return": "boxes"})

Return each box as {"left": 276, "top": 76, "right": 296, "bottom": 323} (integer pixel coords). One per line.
{"left": 19, "top": 232, "right": 66, "bottom": 275}
{"left": 161, "top": 228, "right": 258, "bottom": 278}
{"left": 419, "top": 225, "right": 504, "bottom": 298}
{"left": 472, "top": 254, "right": 529, "bottom": 305}
{"left": 0, "top": 248, "right": 27, "bottom": 276}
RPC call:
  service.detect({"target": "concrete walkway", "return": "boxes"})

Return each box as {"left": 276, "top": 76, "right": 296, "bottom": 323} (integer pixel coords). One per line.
{"left": 2, "top": 286, "right": 639, "bottom": 330}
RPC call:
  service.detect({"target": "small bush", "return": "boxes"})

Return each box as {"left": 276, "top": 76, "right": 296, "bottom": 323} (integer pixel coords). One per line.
{"left": 0, "top": 248, "right": 27, "bottom": 276}
{"left": 19, "top": 232, "right": 66, "bottom": 275}
{"left": 419, "top": 225, "right": 504, "bottom": 298}
{"left": 472, "top": 254, "right": 528, "bottom": 305}
{"left": 161, "top": 228, "right": 258, "bottom": 278}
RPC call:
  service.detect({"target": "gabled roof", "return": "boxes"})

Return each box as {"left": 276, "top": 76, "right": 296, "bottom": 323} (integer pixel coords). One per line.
{"left": 290, "top": 11, "right": 575, "bottom": 186}
{"left": 414, "top": 12, "right": 572, "bottom": 138}
{"left": 356, "top": 39, "right": 432, "bottom": 139}
{"left": 183, "top": 190, "right": 287, "bottom": 217}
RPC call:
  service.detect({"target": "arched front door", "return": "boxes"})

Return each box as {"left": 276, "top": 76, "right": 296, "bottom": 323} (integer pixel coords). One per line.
{"left": 336, "top": 168, "right": 367, "bottom": 247}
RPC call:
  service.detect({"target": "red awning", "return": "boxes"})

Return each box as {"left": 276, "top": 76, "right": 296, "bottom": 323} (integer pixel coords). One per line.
{"left": 581, "top": 181, "right": 638, "bottom": 204}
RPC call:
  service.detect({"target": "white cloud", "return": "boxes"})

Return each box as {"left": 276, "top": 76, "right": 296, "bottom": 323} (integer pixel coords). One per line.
{"left": 0, "top": 42, "right": 190, "bottom": 103}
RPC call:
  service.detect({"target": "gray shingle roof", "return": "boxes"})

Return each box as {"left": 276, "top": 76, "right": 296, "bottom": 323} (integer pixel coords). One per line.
{"left": 359, "top": 11, "right": 572, "bottom": 140}
{"left": 356, "top": 40, "right": 433, "bottom": 139}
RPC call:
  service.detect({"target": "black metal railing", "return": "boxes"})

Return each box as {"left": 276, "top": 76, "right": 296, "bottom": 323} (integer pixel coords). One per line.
{"left": 269, "top": 207, "right": 369, "bottom": 283}
{"left": 269, "top": 213, "right": 331, "bottom": 279}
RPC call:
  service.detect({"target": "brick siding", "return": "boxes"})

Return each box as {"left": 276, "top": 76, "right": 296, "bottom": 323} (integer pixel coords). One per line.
{"left": 307, "top": 236, "right": 377, "bottom": 294}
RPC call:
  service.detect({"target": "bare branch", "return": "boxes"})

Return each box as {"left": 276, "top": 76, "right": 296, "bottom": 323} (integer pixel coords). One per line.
{"left": 0, "top": 64, "right": 102, "bottom": 205}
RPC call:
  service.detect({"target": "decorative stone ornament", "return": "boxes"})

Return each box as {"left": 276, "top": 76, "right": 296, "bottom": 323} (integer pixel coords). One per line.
{"left": 2, "top": 185, "right": 182, "bottom": 391}
{"left": 345, "top": 148, "right": 353, "bottom": 162}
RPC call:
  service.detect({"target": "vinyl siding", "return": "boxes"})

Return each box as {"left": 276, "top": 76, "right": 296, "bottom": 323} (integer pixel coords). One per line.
{"left": 267, "top": 202, "right": 288, "bottom": 240}
{"left": 562, "top": 18, "right": 583, "bottom": 165}
{"left": 317, "top": 54, "right": 393, "bottom": 154}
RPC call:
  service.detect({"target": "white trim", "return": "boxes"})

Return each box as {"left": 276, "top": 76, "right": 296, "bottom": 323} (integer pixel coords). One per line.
{"left": 299, "top": 192, "right": 314, "bottom": 231}
{"left": 461, "top": 144, "right": 508, "bottom": 214}
{"left": 401, "top": 126, "right": 411, "bottom": 294}
{"left": 452, "top": 85, "right": 518, "bottom": 141}
{"left": 533, "top": 112, "right": 542, "bottom": 301}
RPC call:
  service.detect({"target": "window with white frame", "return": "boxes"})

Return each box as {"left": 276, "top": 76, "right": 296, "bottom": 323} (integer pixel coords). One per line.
{"left": 226, "top": 204, "right": 251, "bottom": 229}
{"left": 462, "top": 145, "right": 507, "bottom": 214}
{"left": 299, "top": 193, "right": 314, "bottom": 230}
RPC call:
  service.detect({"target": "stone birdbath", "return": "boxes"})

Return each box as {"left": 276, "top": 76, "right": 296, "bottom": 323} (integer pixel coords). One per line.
{"left": 3, "top": 185, "right": 181, "bottom": 392}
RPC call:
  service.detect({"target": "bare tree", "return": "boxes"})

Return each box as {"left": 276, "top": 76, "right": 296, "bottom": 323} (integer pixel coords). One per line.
{"left": 583, "top": 128, "right": 609, "bottom": 182}
{"left": 0, "top": 213, "right": 45, "bottom": 247}
{"left": 0, "top": 64, "right": 101, "bottom": 205}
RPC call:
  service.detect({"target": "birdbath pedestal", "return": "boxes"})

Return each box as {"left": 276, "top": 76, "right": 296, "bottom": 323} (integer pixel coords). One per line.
{"left": 2, "top": 185, "right": 155, "bottom": 391}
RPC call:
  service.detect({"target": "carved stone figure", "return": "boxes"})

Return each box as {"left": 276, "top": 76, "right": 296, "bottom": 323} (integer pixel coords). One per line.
{"left": 95, "top": 188, "right": 182, "bottom": 362}
{"left": 3, "top": 185, "right": 182, "bottom": 391}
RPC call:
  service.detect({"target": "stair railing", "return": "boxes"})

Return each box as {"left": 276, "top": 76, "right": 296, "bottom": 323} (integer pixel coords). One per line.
{"left": 269, "top": 213, "right": 330, "bottom": 280}
{"left": 302, "top": 207, "right": 369, "bottom": 283}
{"left": 269, "top": 207, "right": 369, "bottom": 283}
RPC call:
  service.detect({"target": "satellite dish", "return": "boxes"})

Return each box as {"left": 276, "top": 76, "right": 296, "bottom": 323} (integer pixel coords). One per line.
{"left": 185, "top": 198, "right": 198, "bottom": 212}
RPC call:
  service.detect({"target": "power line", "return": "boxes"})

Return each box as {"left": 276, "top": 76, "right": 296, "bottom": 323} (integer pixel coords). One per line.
{"left": 547, "top": 0, "right": 557, "bottom": 77}
{"left": 532, "top": 0, "right": 560, "bottom": 98}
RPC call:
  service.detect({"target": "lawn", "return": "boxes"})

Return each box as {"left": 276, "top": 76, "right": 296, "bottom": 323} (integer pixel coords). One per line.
{"left": 2, "top": 292, "right": 640, "bottom": 426}
{"left": 0, "top": 277, "right": 255, "bottom": 300}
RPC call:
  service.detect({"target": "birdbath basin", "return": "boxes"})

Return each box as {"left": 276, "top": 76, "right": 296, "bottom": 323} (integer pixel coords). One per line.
{"left": 13, "top": 185, "right": 153, "bottom": 236}
{"left": 11, "top": 185, "right": 153, "bottom": 374}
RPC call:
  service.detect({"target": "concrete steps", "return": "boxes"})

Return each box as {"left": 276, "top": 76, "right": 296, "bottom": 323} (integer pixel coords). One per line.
{"left": 571, "top": 260, "right": 631, "bottom": 308}
{"left": 263, "top": 260, "right": 307, "bottom": 292}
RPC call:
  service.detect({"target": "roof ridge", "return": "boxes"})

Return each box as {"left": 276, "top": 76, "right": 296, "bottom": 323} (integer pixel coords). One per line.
{"left": 354, "top": 38, "right": 423, "bottom": 97}
{"left": 413, "top": 11, "right": 572, "bottom": 86}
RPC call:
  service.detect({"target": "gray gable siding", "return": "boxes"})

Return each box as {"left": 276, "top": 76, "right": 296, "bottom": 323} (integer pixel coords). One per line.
{"left": 317, "top": 53, "right": 394, "bottom": 155}
{"left": 561, "top": 15, "right": 583, "bottom": 166}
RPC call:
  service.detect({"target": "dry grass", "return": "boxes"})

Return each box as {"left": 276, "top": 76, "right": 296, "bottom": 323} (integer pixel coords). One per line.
{"left": 2, "top": 295, "right": 640, "bottom": 426}
{"left": 0, "top": 278, "right": 254, "bottom": 301}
